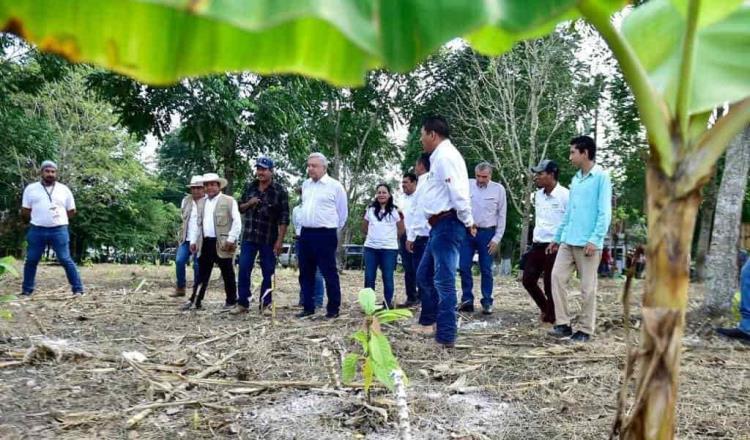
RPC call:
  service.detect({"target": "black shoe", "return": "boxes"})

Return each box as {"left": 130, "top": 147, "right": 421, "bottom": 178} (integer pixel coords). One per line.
{"left": 570, "top": 331, "right": 591, "bottom": 342}
{"left": 548, "top": 324, "right": 572, "bottom": 337}
{"left": 481, "top": 305, "right": 493, "bottom": 315}
{"left": 296, "top": 310, "right": 314, "bottom": 318}
{"left": 397, "top": 299, "right": 420, "bottom": 308}
{"left": 325, "top": 311, "right": 340, "bottom": 319}
{"left": 716, "top": 327, "right": 750, "bottom": 344}
{"left": 457, "top": 302, "right": 474, "bottom": 313}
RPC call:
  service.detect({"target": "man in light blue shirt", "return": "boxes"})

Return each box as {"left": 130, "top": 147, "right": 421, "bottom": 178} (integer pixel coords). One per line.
{"left": 547, "top": 136, "right": 612, "bottom": 342}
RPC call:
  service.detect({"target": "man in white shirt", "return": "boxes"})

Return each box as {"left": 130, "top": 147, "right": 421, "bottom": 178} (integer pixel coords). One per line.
{"left": 291, "top": 187, "right": 325, "bottom": 308}
{"left": 414, "top": 116, "right": 475, "bottom": 348}
{"left": 405, "top": 153, "right": 432, "bottom": 319}
{"left": 296, "top": 152, "right": 348, "bottom": 319}
{"left": 459, "top": 162, "right": 507, "bottom": 315}
{"left": 171, "top": 175, "right": 205, "bottom": 297}
{"left": 20, "top": 160, "right": 84, "bottom": 297}
{"left": 397, "top": 171, "right": 419, "bottom": 307}
{"left": 522, "top": 160, "right": 569, "bottom": 324}
{"left": 183, "top": 173, "right": 241, "bottom": 311}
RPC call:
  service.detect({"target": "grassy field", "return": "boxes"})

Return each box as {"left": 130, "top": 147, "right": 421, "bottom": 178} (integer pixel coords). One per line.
{"left": 0, "top": 262, "right": 748, "bottom": 439}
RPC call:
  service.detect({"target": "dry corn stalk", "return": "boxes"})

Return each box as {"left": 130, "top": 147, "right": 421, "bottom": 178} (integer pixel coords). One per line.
{"left": 391, "top": 369, "right": 411, "bottom": 440}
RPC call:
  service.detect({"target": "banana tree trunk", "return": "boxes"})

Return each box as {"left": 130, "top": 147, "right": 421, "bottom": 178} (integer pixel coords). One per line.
{"left": 623, "top": 160, "right": 702, "bottom": 439}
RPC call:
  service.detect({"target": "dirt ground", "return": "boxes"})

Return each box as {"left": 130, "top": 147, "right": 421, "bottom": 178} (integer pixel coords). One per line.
{"left": 0, "top": 262, "right": 748, "bottom": 440}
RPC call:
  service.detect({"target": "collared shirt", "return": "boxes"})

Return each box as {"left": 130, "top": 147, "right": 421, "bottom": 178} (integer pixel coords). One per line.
{"left": 554, "top": 164, "right": 612, "bottom": 249}
{"left": 299, "top": 174, "right": 348, "bottom": 229}
{"left": 420, "top": 139, "right": 473, "bottom": 227}
{"left": 363, "top": 206, "right": 400, "bottom": 250}
{"left": 292, "top": 205, "right": 303, "bottom": 236}
{"left": 181, "top": 196, "right": 204, "bottom": 243}
{"left": 469, "top": 179, "right": 507, "bottom": 243}
{"left": 22, "top": 181, "right": 75, "bottom": 227}
{"left": 194, "top": 194, "right": 242, "bottom": 243}
{"left": 406, "top": 174, "right": 431, "bottom": 241}
{"left": 533, "top": 184, "right": 569, "bottom": 243}
{"left": 240, "top": 180, "right": 290, "bottom": 245}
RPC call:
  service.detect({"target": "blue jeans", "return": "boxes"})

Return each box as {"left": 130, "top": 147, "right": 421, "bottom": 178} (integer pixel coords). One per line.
{"left": 459, "top": 227, "right": 495, "bottom": 308}
{"left": 23, "top": 225, "right": 83, "bottom": 294}
{"left": 364, "top": 247, "right": 398, "bottom": 305}
{"left": 175, "top": 241, "right": 199, "bottom": 289}
{"left": 740, "top": 258, "right": 750, "bottom": 334}
{"left": 299, "top": 228, "right": 341, "bottom": 314}
{"left": 416, "top": 217, "right": 466, "bottom": 344}
{"left": 237, "top": 241, "right": 276, "bottom": 308}
{"left": 296, "top": 241, "right": 324, "bottom": 307}
{"left": 399, "top": 236, "right": 417, "bottom": 301}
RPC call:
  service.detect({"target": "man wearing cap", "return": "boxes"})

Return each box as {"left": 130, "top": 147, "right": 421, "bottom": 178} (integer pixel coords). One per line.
{"left": 458, "top": 161, "right": 506, "bottom": 315}
{"left": 547, "top": 136, "right": 612, "bottom": 342}
{"left": 171, "top": 176, "right": 205, "bottom": 297}
{"left": 183, "top": 172, "right": 242, "bottom": 311}
{"left": 415, "top": 116, "right": 475, "bottom": 348}
{"left": 522, "top": 160, "right": 568, "bottom": 324}
{"left": 232, "top": 157, "right": 290, "bottom": 314}
{"left": 20, "top": 160, "right": 84, "bottom": 296}
{"left": 296, "top": 152, "right": 348, "bottom": 319}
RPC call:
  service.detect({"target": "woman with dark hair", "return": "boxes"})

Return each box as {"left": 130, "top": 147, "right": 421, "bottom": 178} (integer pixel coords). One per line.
{"left": 362, "top": 183, "right": 405, "bottom": 308}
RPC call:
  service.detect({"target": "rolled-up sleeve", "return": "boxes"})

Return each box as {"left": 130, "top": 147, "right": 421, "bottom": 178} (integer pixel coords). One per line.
{"left": 227, "top": 199, "right": 242, "bottom": 243}
{"left": 492, "top": 185, "right": 507, "bottom": 243}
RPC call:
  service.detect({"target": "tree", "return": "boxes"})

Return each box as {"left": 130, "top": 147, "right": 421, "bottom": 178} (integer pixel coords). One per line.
{"left": 448, "top": 33, "right": 583, "bottom": 254}
{"left": 7, "top": 1, "right": 750, "bottom": 438}
{"left": 703, "top": 124, "right": 750, "bottom": 313}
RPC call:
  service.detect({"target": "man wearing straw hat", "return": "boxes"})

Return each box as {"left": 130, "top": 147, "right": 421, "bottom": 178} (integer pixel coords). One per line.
{"left": 170, "top": 175, "right": 205, "bottom": 297}
{"left": 20, "top": 160, "right": 84, "bottom": 297}
{"left": 182, "top": 172, "right": 242, "bottom": 311}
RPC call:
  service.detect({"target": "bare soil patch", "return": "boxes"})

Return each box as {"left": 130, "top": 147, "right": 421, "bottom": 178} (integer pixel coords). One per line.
{"left": 0, "top": 263, "right": 748, "bottom": 439}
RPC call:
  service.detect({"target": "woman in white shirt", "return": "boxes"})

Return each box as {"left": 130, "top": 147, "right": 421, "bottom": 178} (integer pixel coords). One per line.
{"left": 362, "top": 183, "right": 405, "bottom": 308}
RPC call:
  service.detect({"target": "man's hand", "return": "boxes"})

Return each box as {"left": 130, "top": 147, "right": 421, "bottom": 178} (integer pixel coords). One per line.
{"left": 405, "top": 240, "right": 414, "bottom": 253}
{"left": 240, "top": 197, "right": 261, "bottom": 211}
{"left": 190, "top": 243, "right": 197, "bottom": 254}
{"left": 487, "top": 240, "right": 499, "bottom": 256}
{"left": 546, "top": 242, "right": 559, "bottom": 255}
{"left": 469, "top": 225, "right": 477, "bottom": 237}
{"left": 584, "top": 242, "right": 597, "bottom": 257}
{"left": 273, "top": 239, "right": 283, "bottom": 256}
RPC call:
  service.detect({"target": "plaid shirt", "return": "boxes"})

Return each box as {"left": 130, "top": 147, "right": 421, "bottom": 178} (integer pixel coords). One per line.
{"left": 240, "top": 180, "right": 290, "bottom": 245}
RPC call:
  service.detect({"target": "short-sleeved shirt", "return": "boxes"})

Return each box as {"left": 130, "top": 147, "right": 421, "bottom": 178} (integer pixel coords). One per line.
{"left": 364, "top": 206, "right": 400, "bottom": 250}
{"left": 22, "top": 182, "right": 75, "bottom": 227}
{"left": 240, "top": 180, "right": 290, "bottom": 245}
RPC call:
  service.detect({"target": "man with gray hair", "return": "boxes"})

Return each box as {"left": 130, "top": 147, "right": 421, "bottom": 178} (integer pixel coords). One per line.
{"left": 20, "top": 160, "right": 84, "bottom": 297}
{"left": 295, "top": 152, "right": 348, "bottom": 319}
{"left": 458, "top": 161, "right": 506, "bottom": 314}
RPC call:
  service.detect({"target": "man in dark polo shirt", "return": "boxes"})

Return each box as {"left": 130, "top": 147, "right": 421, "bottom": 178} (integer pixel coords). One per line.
{"left": 231, "top": 156, "right": 290, "bottom": 314}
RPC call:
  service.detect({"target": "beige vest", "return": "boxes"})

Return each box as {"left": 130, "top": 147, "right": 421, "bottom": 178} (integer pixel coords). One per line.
{"left": 177, "top": 195, "right": 205, "bottom": 244}
{"left": 196, "top": 193, "right": 237, "bottom": 259}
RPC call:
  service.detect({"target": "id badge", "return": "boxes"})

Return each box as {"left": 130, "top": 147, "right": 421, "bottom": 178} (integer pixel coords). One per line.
{"left": 50, "top": 205, "right": 62, "bottom": 220}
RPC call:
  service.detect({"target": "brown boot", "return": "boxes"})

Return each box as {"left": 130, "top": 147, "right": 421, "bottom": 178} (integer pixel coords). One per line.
{"left": 229, "top": 305, "right": 249, "bottom": 315}
{"left": 170, "top": 287, "right": 186, "bottom": 297}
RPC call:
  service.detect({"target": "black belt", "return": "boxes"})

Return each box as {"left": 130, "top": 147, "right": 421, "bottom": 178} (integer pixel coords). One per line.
{"left": 428, "top": 209, "right": 457, "bottom": 227}
{"left": 476, "top": 226, "right": 496, "bottom": 231}
{"left": 301, "top": 227, "right": 336, "bottom": 232}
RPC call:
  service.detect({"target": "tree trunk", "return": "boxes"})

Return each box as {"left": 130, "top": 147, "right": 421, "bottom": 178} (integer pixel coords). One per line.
{"left": 703, "top": 124, "right": 750, "bottom": 314}
{"left": 519, "top": 181, "right": 533, "bottom": 256}
{"left": 623, "top": 161, "right": 702, "bottom": 439}
{"left": 693, "top": 171, "right": 718, "bottom": 281}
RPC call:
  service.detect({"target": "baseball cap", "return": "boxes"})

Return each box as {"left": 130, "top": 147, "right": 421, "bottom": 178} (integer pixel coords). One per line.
{"left": 255, "top": 156, "right": 274, "bottom": 169}
{"left": 530, "top": 159, "right": 559, "bottom": 174}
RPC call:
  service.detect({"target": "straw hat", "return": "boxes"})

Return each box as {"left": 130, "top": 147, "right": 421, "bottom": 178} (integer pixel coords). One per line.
{"left": 186, "top": 175, "right": 204, "bottom": 188}
{"left": 201, "top": 173, "right": 228, "bottom": 189}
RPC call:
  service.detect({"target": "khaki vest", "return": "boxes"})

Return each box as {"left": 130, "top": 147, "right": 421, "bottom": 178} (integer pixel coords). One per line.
{"left": 177, "top": 195, "right": 204, "bottom": 244}
{"left": 196, "top": 193, "right": 237, "bottom": 259}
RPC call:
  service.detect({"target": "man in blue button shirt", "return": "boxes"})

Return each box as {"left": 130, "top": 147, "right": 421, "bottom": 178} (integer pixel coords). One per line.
{"left": 546, "top": 136, "right": 612, "bottom": 342}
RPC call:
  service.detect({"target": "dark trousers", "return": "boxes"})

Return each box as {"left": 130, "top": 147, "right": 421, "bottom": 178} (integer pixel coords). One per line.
{"left": 299, "top": 227, "right": 341, "bottom": 314}
{"left": 399, "top": 235, "right": 417, "bottom": 301}
{"left": 190, "top": 237, "right": 237, "bottom": 307}
{"left": 521, "top": 243, "right": 557, "bottom": 322}
{"left": 410, "top": 236, "right": 428, "bottom": 309}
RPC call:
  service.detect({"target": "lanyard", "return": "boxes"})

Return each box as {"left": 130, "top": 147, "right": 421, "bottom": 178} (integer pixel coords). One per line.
{"left": 43, "top": 183, "right": 55, "bottom": 204}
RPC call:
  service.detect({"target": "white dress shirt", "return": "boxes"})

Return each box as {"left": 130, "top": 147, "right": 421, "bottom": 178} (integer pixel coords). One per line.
{"left": 400, "top": 192, "right": 413, "bottom": 232}
{"left": 191, "top": 194, "right": 241, "bottom": 243}
{"left": 181, "top": 197, "right": 203, "bottom": 243}
{"left": 406, "top": 174, "right": 431, "bottom": 241}
{"left": 470, "top": 179, "right": 507, "bottom": 244}
{"left": 420, "top": 139, "right": 474, "bottom": 227}
{"left": 533, "top": 184, "right": 569, "bottom": 243}
{"left": 363, "top": 207, "right": 400, "bottom": 250}
{"left": 299, "top": 174, "right": 348, "bottom": 229}
{"left": 292, "top": 205, "right": 303, "bottom": 236}
{"left": 22, "top": 182, "right": 75, "bottom": 227}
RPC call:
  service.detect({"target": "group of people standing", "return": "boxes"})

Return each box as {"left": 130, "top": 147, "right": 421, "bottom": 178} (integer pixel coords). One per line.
{"left": 24, "top": 114, "right": 683, "bottom": 347}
